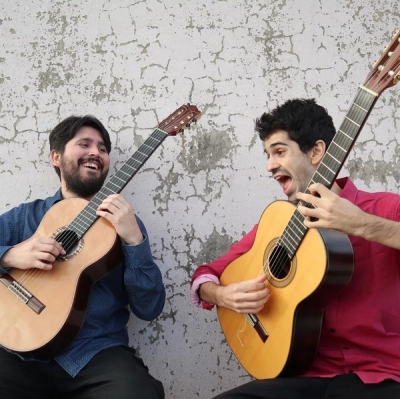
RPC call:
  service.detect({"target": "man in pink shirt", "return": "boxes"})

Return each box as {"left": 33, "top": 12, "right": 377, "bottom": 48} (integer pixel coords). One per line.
{"left": 191, "top": 99, "right": 400, "bottom": 398}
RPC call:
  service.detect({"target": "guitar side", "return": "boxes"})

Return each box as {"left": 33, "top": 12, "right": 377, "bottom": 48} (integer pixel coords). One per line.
{"left": 217, "top": 200, "right": 353, "bottom": 380}
{"left": 0, "top": 198, "right": 121, "bottom": 358}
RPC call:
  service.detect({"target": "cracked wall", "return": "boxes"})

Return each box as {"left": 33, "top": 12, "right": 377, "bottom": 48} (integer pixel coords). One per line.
{"left": 0, "top": 0, "right": 399, "bottom": 398}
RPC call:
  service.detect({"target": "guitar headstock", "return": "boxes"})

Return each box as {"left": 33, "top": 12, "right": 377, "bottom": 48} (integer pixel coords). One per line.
{"left": 364, "top": 30, "right": 400, "bottom": 94}
{"left": 158, "top": 104, "right": 202, "bottom": 136}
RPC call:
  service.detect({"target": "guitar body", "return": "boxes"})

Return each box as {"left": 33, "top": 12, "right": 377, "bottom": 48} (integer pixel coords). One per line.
{"left": 217, "top": 200, "right": 354, "bottom": 380}
{"left": 0, "top": 198, "right": 121, "bottom": 358}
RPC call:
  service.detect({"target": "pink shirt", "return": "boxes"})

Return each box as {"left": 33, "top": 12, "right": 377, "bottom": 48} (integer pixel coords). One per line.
{"left": 191, "top": 178, "right": 400, "bottom": 383}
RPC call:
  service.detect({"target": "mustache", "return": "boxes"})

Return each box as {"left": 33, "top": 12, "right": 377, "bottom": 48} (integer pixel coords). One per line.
{"left": 271, "top": 168, "right": 291, "bottom": 177}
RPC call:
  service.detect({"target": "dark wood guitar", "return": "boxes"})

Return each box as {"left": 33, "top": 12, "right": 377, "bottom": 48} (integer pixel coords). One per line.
{"left": 0, "top": 104, "right": 201, "bottom": 359}
{"left": 217, "top": 31, "right": 400, "bottom": 380}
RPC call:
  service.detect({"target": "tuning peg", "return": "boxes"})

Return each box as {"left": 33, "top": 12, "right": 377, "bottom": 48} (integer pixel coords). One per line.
{"left": 186, "top": 123, "right": 191, "bottom": 129}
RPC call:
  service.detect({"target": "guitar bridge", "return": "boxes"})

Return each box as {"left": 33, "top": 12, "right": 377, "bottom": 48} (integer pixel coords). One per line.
{"left": 245, "top": 313, "right": 269, "bottom": 343}
{"left": 0, "top": 274, "right": 45, "bottom": 314}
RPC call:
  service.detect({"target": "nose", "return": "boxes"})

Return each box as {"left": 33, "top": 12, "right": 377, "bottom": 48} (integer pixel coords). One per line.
{"left": 88, "top": 145, "right": 101, "bottom": 157}
{"left": 267, "top": 156, "right": 279, "bottom": 172}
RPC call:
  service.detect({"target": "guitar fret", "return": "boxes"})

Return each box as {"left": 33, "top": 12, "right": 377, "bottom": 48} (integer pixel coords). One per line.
{"left": 288, "top": 220, "right": 305, "bottom": 240}
{"left": 324, "top": 152, "right": 341, "bottom": 165}
{"left": 117, "top": 169, "right": 132, "bottom": 179}
{"left": 337, "top": 129, "right": 352, "bottom": 140}
{"left": 314, "top": 171, "right": 330, "bottom": 184}
{"left": 352, "top": 102, "right": 369, "bottom": 113}
{"left": 331, "top": 140, "right": 346, "bottom": 153}
{"left": 280, "top": 236, "right": 295, "bottom": 257}
{"left": 345, "top": 116, "right": 360, "bottom": 127}
{"left": 282, "top": 228, "right": 299, "bottom": 248}
{"left": 317, "top": 161, "right": 335, "bottom": 177}
{"left": 293, "top": 210, "right": 308, "bottom": 229}
{"left": 112, "top": 174, "right": 127, "bottom": 184}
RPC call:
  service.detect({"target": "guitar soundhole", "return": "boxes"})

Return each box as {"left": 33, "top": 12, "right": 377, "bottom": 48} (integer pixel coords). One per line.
{"left": 269, "top": 245, "right": 291, "bottom": 279}
{"left": 52, "top": 227, "right": 84, "bottom": 261}
{"left": 264, "top": 240, "right": 297, "bottom": 287}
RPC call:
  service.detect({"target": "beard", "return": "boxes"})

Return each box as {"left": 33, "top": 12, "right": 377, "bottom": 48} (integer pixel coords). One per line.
{"left": 60, "top": 157, "right": 108, "bottom": 198}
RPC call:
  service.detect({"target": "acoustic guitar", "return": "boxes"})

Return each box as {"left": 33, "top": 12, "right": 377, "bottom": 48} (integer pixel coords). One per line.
{"left": 217, "top": 31, "right": 400, "bottom": 380}
{"left": 0, "top": 104, "right": 201, "bottom": 358}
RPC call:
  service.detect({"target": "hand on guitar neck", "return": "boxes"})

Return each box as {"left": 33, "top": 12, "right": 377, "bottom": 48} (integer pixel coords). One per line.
{"left": 95, "top": 194, "right": 144, "bottom": 246}
{"left": 199, "top": 274, "right": 270, "bottom": 314}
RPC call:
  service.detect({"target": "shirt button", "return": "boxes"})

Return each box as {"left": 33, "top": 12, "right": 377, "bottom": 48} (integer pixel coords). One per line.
{"left": 343, "top": 346, "right": 350, "bottom": 350}
{"left": 329, "top": 328, "right": 336, "bottom": 333}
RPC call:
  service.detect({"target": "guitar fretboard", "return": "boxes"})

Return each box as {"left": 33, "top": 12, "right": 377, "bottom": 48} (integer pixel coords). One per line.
{"left": 68, "top": 128, "right": 168, "bottom": 239}
{"left": 280, "top": 87, "right": 379, "bottom": 259}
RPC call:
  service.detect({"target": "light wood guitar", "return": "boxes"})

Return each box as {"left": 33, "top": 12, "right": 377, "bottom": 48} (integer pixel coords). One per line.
{"left": 0, "top": 104, "right": 201, "bottom": 358}
{"left": 217, "top": 31, "right": 400, "bottom": 380}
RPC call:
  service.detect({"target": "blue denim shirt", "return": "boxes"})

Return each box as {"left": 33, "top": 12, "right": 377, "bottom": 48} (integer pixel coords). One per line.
{"left": 0, "top": 190, "right": 165, "bottom": 377}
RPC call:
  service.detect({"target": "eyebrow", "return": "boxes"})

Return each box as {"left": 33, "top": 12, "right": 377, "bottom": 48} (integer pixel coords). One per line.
{"left": 264, "top": 141, "right": 289, "bottom": 153}
{"left": 76, "top": 137, "right": 106, "bottom": 147}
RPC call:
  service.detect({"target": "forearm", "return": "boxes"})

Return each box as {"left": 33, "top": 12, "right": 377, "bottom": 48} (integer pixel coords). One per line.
{"left": 198, "top": 281, "right": 222, "bottom": 306}
{"left": 355, "top": 212, "right": 400, "bottom": 250}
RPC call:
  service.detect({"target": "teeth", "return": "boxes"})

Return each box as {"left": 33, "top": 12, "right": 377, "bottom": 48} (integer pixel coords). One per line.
{"left": 82, "top": 162, "right": 99, "bottom": 170}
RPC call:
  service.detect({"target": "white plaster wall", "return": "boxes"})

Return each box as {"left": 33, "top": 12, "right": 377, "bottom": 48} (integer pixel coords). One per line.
{"left": 0, "top": 1, "right": 398, "bottom": 398}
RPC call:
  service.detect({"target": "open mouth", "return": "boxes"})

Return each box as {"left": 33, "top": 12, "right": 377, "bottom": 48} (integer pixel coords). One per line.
{"left": 81, "top": 162, "right": 100, "bottom": 170}
{"left": 274, "top": 174, "right": 293, "bottom": 195}
{"left": 80, "top": 158, "right": 102, "bottom": 171}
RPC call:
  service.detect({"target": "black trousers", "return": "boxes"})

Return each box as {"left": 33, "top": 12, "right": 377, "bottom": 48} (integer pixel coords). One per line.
{"left": 0, "top": 345, "right": 164, "bottom": 399}
{"left": 213, "top": 374, "right": 400, "bottom": 399}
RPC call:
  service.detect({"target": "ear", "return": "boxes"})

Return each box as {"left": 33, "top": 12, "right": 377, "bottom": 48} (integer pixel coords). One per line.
{"left": 50, "top": 149, "right": 61, "bottom": 168}
{"left": 309, "top": 140, "right": 326, "bottom": 166}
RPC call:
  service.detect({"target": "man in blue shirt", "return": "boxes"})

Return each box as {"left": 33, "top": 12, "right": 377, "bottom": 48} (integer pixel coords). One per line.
{"left": 0, "top": 115, "right": 166, "bottom": 398}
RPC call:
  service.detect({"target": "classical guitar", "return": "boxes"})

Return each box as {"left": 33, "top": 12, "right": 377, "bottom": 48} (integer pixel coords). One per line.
{"left": 0, "top": 104, "right": 201, "bottom": 358}
{"left": 217, "top": 31, "right": 400, "bottom": 380}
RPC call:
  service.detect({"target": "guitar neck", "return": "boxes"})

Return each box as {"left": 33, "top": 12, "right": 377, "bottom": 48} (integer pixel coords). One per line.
{"left": 281, "top": 86, "right": 379, "bottom": 259}
{"left": 70, "top": 128, "right": 168, "bottom": 239}
{"left": 306, "top": 86, "right": 378, "bottom": 192}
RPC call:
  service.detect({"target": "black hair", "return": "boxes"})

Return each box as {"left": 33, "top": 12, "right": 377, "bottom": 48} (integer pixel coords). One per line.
{"left": 49, "top": 115, "right": 111, "bottom": 178}
{"left": 255, "top": 98, "right": 336, "bottom": 152}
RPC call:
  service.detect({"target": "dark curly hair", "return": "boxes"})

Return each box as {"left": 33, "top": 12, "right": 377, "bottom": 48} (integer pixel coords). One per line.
{"left": 255, "top": 99, "right": 336, "bottom": 152}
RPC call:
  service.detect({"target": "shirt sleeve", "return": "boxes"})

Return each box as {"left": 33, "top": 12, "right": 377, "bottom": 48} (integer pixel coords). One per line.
{"left": 0, "top": 205, "right": 27, "bottom": 274}
{"left": 190, "top": 224, "right": 258, "bottom": 310}
{"left": 122, "top": 216, "right": 166, "bottom": 321}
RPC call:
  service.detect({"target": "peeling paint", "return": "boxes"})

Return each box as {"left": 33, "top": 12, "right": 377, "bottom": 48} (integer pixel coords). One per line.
{"left": 0, "top": 1, "right": 399, "bottom": 398}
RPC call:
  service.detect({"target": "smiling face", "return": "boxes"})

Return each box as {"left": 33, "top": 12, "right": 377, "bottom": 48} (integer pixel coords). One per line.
{"left": 51, "top": 126, "right": 110, "bottom": 199}
{"left": 264, "top": 130, "right": 325, "bottom": 204}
